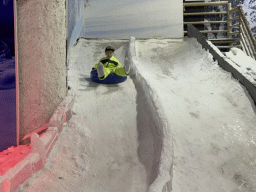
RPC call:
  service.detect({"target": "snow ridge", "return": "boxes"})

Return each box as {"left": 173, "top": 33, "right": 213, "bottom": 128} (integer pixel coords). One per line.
{"left": 128, "top": 36, "right": 174, "bottom": 192}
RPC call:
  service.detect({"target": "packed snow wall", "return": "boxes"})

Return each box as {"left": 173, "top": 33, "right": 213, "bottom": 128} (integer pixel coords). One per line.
{"left": 129, "top": 37, "right": 174, "bottom": 192}
{"left": 16, "top": 0, "right": 67, "bottom": 145}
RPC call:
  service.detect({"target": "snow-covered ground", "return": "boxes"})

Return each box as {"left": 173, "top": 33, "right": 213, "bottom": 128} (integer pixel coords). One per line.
{"left": 17, "top": 36, "right": 256, "bottom": 191}
{"left": 225, "top": 47, "right": 256, "bottom": 85}
{"left": 18, "top": 39, "right": 149, "bottom": 192}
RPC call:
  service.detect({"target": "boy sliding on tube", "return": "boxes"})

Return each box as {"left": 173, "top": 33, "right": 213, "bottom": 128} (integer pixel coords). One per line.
{"left": 92, "top": 46, "right": 130, "bottom": 80}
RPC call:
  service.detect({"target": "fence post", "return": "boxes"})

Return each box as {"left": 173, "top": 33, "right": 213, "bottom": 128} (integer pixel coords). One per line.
{"left": 227, "top": 3, "right": 232, "bottom": 49}
{"left": 227, "top": 3, "right": 231, "bottom": 38}
{"left": 238, "top": 6, "right": 242, "bottom": 51}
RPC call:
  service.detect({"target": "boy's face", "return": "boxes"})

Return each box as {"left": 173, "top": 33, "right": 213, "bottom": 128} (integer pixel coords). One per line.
{"left": 105, "top": 50, "right": 114, "bottom": 58}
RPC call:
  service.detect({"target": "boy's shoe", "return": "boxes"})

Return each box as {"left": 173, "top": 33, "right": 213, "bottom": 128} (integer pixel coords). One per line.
{"left": 99, "top": 75, "right": 105, "bottom": 80}
{"left": 124, "top": 58, "right": 130, "bottom": 74}
{"left": 97, "top": 63, "right": 105, "bottom": 78}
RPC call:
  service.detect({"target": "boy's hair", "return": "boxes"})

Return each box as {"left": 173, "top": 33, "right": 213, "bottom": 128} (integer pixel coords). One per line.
{"left": 105, "top": 46, "right": 115, "bottom": 52}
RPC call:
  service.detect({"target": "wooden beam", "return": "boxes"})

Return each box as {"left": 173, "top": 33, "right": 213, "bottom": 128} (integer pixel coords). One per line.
{"left": 227, "top": 3, "right": 232, "bottom": 38}
{"left": 184, "top": 21, "right": 227, "bottom": 25}
{"left": 230, "top": 23, "right": 239, "bottom": 28}
{"left": 209, "top": 39, "right": 239, "bottom": 43}
{"left": 240, "top": 19, "right": 256, "bottom": 52}
{"left": 239, "top": 6, "right": 256, "bottom": 48}
{"left": 184, "top": 2, "right": 228, "bottom": 7}
{"left": 230, "top": 16, "right": 239, "bottom": 21}
{"left": 184, "top": 30, "right": 227, "bottom": 34}
{"left": 215, "top": 46, "right": 233, "bottom": 49}
{"left": 184, "top": 12, "right": 227, "bottom": 16}
{"left": 230, "top": 31, "right": 239, "bottom": 35}
{"left": 229, "top": 7, "right": 239, "bottom": 14}
{"left": 240, "top": 34, "right": 251, "bottom": 57}
{"left": 240, "top": 25, "right": 255, "bottom": 57}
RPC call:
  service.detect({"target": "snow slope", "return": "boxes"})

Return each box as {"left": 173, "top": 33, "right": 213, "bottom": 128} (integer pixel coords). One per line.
{"left": 19, "top": 39, "right": 149, "bottom": 192}
{"left": 17, "top": 37, "right": 256, "bottom": 192}
{"left": 135, "top": 37, "right": 256, "bottom": 191}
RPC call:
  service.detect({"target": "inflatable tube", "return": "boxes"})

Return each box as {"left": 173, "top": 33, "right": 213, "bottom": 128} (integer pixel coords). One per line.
{"left": 90, "top": 70, "right": 127, "bottom": 84}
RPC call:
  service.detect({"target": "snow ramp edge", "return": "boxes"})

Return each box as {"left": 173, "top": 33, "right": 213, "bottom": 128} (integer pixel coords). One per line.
{"left": 128, "top": 36, "right": 174, "bottom": 192}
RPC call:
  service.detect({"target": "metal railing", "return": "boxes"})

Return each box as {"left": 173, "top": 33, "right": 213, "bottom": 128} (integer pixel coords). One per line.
{"left": 183, "top": 1, "right": 256, "bottom": 59}
{"left": 234, "top": 6, "right": 256, "bottom": 59}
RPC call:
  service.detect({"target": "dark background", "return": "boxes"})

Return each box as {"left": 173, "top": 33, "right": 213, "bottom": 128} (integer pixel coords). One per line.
{"left": 0, "top": 0, "right": 16, "bottom": 152}
{"left": 0, "top": 0, "right": 15, "bottom": 57}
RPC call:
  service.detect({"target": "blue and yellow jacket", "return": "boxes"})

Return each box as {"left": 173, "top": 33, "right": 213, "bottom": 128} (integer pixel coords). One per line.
{"left": 93, "top": 56, "right": 121, "bottom": 69}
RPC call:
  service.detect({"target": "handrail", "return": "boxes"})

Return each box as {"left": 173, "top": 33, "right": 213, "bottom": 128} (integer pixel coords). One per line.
{"left": 229, "top": 6, "right": 256, "bottom": 59}
{"left": 239, "top": 7, "right": 256, "bottom": 48}
{"left": 184, "top": 1, "right": 256, "bottom": 59}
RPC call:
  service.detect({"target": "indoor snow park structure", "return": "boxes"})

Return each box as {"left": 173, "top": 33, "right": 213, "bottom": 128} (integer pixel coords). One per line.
{"left": 1, "top": 0, "right": 256, "bottom": 192}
